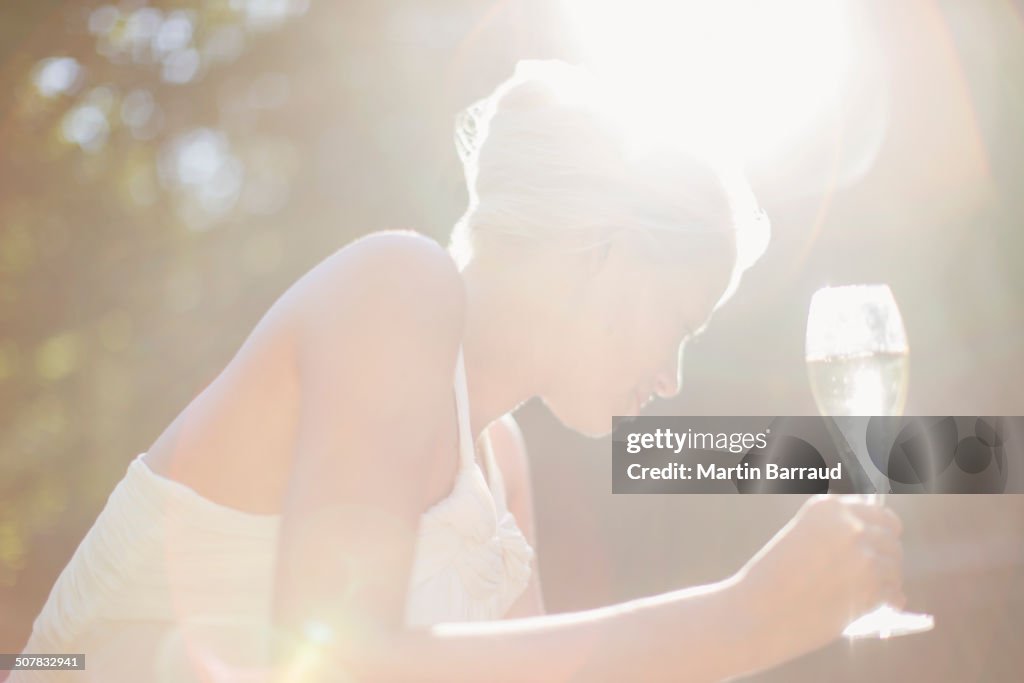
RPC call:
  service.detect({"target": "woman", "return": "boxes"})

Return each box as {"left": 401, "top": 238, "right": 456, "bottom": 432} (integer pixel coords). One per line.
{"left": 16, "top": 60, "right": 904, "bottom": 682}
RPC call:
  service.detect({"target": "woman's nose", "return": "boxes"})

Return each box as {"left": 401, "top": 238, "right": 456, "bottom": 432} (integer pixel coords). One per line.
{"left": 654, "top": 342, "right": 686, "bottom": 399}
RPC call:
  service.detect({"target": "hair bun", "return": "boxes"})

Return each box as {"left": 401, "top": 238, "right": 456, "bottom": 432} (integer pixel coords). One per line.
{"left": 454, "top": 96, "right": 490, "bottom": 168}
{"left": 454, "top": 60, "right": 604, "bottom": 168}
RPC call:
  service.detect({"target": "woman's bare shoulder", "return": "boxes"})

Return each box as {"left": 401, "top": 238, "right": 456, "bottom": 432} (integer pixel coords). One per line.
{"left": 271, "top": 229, "right": 467, "bottom": 386}
{"left": 281, "top": 230, "right": 462, "bottom": 319}
{"left": 144, "top": 231, "right": 463, "bottom": 501}
{"left": 272, "top": 231, "right": 468, "bottom": 512}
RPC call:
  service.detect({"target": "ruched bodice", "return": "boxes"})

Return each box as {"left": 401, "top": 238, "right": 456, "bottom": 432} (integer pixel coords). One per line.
{"left": 404, "top": 344, "right": 534, "bottom": 625}
{"left": 13, "top": 344, "right": 534, "bottom": 681}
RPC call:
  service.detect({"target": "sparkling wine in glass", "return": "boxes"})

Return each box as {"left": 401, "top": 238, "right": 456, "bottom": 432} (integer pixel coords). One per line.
{"left": 805, "top": 284, "right": 934, "bottom": 639}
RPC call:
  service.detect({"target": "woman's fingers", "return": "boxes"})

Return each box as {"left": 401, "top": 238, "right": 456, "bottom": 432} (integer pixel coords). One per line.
{"left": 830, "top": 498, "right": 907, "bottom": 615}
{"left": 853, "top": 543, "right": 906, "bottom": 614}
{"left": 860, "top": 523, "right": 903, "bottom": 564}
{"left": 751, "top": 494, "right": 912, "bottom": 648}
{"left": 844, "top": 498, "right": 903, "bottom": 536}
{"left": 885, "top": 582, "right": 908, "bottom": 611}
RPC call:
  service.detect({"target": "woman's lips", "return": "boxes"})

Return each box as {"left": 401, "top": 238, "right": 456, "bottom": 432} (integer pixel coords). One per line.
{"left": 624, "top": 385, "right": 654, "bottom": 416}
{"left": 638, "top": 387, "right": 654, "bottom": 407}
{"left": 631, "top": 389, "right": 652, "bottom": 415}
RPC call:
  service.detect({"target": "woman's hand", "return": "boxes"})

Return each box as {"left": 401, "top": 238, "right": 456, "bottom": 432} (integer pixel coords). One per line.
{"left": 734, "top": 495, "right": 905, "bottom": 657}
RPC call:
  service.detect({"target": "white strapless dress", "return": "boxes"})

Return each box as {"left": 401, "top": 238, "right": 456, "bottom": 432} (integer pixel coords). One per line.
{"left": 11, "top": 345, "right": 534, "bottom": 682}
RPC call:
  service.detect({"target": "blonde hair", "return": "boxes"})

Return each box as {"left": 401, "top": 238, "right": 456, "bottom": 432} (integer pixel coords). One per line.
{"left": 449, "top": 59, "right": 770, "bottom": 308}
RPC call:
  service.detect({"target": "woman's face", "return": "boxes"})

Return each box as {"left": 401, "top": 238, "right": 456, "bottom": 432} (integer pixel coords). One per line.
{"left": 541, "top": 232, "right": 733, "bottom": 438}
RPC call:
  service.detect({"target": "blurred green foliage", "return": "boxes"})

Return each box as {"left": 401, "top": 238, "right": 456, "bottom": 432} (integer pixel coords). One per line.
{"left": 0, "top": 0, "right": 314, "bottom": 604}
{"left": 0, "top": 0, "right": 566, "bottom": 649}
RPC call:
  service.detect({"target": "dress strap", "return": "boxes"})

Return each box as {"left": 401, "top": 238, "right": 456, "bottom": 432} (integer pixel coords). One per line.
{"left": 481, "top": 434, "right": 509, "bottom": 515}
{"left": 453, "top": 344, "right": 477, "bottom": 471}
{"left": 454, "top": 345, "right": 509, "bottom": 514}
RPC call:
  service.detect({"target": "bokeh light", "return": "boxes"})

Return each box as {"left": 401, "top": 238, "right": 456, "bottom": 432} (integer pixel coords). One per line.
{"left": 561, "top": 0, "right": 857, "bottom": 163}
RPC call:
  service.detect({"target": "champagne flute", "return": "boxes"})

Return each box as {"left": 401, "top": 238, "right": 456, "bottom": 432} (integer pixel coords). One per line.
{"left": 805, "top": 284, "right": 934, "bottom": 639}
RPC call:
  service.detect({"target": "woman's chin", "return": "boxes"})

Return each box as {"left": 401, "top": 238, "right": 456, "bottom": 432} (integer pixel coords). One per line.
{"left": 551, "top": 402, "right": 630, "bottom": 438}
{"left": 541, "top": 398, "right": 618, "bottom": 438}
{"left": 575, "top": 420, "right": 616, "bottom": 439}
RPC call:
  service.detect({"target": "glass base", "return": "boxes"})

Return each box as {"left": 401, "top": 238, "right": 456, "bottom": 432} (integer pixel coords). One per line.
{"left": 843, "top": 604, "right": 935, "bottom": 639}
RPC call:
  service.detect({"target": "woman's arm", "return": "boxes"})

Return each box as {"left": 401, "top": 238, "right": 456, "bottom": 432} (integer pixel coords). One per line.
{"left": 271, "top": 231, "right": 905, "bottom": 683}
{"left": 272, "top": 231, "right": 467, "bottom": 639}
{"left": 341, "top": 495, "right": 904, "bottom": 683}
{"left": 362, "top": 575, "right": 755, "bottom": 683}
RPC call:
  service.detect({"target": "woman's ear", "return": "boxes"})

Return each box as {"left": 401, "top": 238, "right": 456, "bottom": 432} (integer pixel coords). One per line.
{"left": 556, "top": 237, "right": 612, "bottom": 315}
{"left": 587, "top": 227, "right": 649, "bottom": 281}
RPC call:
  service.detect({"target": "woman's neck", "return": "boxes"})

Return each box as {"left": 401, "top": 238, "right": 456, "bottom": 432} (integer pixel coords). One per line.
{"left": 456, "top": 254, "right": 557, "bottom": 441}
